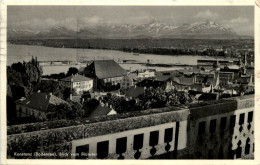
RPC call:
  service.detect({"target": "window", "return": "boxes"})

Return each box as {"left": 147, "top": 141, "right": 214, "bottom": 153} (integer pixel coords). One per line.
{"left": 236, "top": 141, "right": 242, "bottom": 158}
{"left": 239, "top": 113, "right": 245, "bottom": 125}
{"left": 245, "top": 138, "right": 250, "bottom": 155}
{"left": 97, "top": 141, "right": 109, "bottom": 159}
{"left": 228, "top": 143, "right": 234, "bottom": 159}
{"left": 230, "top": 115, "right": 236, "bottom": 128}
{"left": 164, "top": 128, "right": 173, "bottom": 143}
{"left": 220, "top": 117, "right": 227, "bottom": 130}
{"left": 75, "top": 144, "right": 89, "bottom": 159}
{"left": 116, "top": 137, "right": 127, "bottom": 155}
{"left": 198, "top": 121, "right": 206, "bottom": 134}
{"left": 149, "top": 131, "right": 159, "bottom": 146}
{"left": 248, "top": 111, "right": 253, "bottom": 123}
{"left": 133, "top": 134, "right": 144, "bottom": 150}
{"left": 210, "top": 119, "right": 217, "bottom": 133}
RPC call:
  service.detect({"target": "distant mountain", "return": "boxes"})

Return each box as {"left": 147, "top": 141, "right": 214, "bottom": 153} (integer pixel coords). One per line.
{"left": 8, "top": 20, "right": 253, "bottom": 40}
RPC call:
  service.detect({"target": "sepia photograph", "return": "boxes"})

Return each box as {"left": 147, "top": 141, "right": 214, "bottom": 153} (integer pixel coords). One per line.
{"left": 1, "top": 2, "right": 258, "bottom": 163}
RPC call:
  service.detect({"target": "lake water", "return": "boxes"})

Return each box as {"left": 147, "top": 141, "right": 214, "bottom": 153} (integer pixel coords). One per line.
{"left": 7, "top": 44, "right": 214, "bottom": 75}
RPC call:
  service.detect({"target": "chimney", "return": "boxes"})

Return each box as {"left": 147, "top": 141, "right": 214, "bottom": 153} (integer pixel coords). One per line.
{"left": 70, "top": 94, "right": 72, "bottom": 100}
{"left": 106, "top": 102, "right": 109, "bottom": 107}
{"left": 109, "top": 105, "right": 113, "bottom": 109}
{"left": 144, "top": 86, "right": 146, "bottom": 90}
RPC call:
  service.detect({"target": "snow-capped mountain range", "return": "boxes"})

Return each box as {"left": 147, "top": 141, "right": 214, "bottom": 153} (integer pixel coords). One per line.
{"left": 8, "top": 20, "right": 252, "bottom": 39}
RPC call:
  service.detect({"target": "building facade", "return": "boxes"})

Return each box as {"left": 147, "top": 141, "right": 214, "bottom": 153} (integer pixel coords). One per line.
{"left": 59, "top": 74, "right": 93, "bottom": 94}
{"left": 84, "top": 60, "right": 127, "bottom": 91}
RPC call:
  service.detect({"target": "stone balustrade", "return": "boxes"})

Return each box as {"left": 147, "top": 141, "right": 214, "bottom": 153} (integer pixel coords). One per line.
{"left": 7, "top": 95, "right": 254, "bottom": 159}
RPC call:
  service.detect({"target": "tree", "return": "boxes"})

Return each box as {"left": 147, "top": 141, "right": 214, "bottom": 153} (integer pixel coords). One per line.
{"left": 238, "top": 84, "right": 245, "bottom": 96}
{"left": 66, "top": 67, "right": 79, "bottom": 76}
{"left": 7, "top": 66, "right": 23, "bottom": 87}
{"left": 63, "top": 88, "right": 76, "bottom": 100}
{"left": 69, "top": 101, "right": 84, "bottom": 118}
{"left": 24, "top": 57, "right": 43, "bottom": 88}
{"left": 35, "top": 79, "right": 66, "bottom": 99}
{"left": 83, "top": 98, "right": 100, "bottom": 117}
{"left": 81, "top": 91, "right": 91, "bottom": 103}
{"left": 8, "top": 57, "right": 43, "bottom": 96}
{"left": 54, "top": 103, "right": 72, "bottom": 120}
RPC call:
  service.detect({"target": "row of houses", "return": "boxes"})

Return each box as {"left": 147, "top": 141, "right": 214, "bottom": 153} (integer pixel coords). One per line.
{"left": 15, "top": 58, "right": 254, "bottom": 121}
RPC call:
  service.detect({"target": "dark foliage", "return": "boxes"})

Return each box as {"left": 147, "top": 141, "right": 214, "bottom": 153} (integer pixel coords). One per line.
{"left": 83, "top": 99, "right": 100, "bottom": 116}
{"left": 42, "top": 72, "right": 66, "bottom": 79}
{"left": 34, "top": 80, "right": 65, "bottom": 99}
{"left": 63, "top": 88, "right": 76, "bottom": 101}
{"left": 66, "top": 67, "right": 79, "bottom": 76}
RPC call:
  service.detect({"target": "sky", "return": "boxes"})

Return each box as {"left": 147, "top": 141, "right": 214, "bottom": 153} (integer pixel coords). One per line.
{"left": 8, "top": 6, "right": 254, "bottom": 36}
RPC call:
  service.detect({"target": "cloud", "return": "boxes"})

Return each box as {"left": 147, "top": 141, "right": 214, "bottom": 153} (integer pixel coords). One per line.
{"left": 9, "top": 17, "right": 78, "bottom": 31}
{"left": 194, "top": 9, "right": 219, "bottom": 20}
{"left": 230, "top": 17, "right": 249, "bottom": 24}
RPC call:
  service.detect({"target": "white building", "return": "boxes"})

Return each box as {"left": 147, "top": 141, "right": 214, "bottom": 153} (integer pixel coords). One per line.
{"left": 122, "top": 73, "right": 138, "bottom": 88}
{"left": 137, "top": 70, "right": 155, "bottom": 79}
{"left": 59, "top": 74, "right": 93, "bottom": 94}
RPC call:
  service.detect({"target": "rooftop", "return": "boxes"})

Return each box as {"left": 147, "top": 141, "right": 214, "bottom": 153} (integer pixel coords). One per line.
{"left": 93, "top": 60, "right": 127, "bottom": 79}
{"left": 60, "top": 74, "right": 92, "bottom": 82}
{"left": 8, "top": 94, "right": 254, "bottom": 135}
{"left": 16, "top": 92, "right": 68, "bottom": 112}
{"left": 89, "top": 103, "right": 113, "bottom": 119}
{"left": 126, "top": 86, "right": 145, "bottom": 98}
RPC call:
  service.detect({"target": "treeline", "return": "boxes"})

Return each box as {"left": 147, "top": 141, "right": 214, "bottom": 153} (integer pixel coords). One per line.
{"left": 9, "top": 38, "right": 253, "bottom": 50}
{"left": 122, "top": 47, "right": 226, "bottom": 56}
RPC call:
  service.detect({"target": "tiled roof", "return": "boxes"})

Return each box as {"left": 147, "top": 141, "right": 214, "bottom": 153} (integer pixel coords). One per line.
{"left": 156, "top": 76, "right": 171, "bottom": 82}
{"left": 60, "top": 74, "right": 93, "bottom": 82}
{"left": 89, "top": 104, "right": 112, "bottom": 118}
{"left": 172, "top": 77, "right": 195, "bottom": 86}
{"left": 16, "top": 92, "right": 68, "bottom": 112}
{"left": 93, "top": 60, "right": 127, "bottom": 79}
{"left": 126, "top": 86, "right": 145, "bottom": 98}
